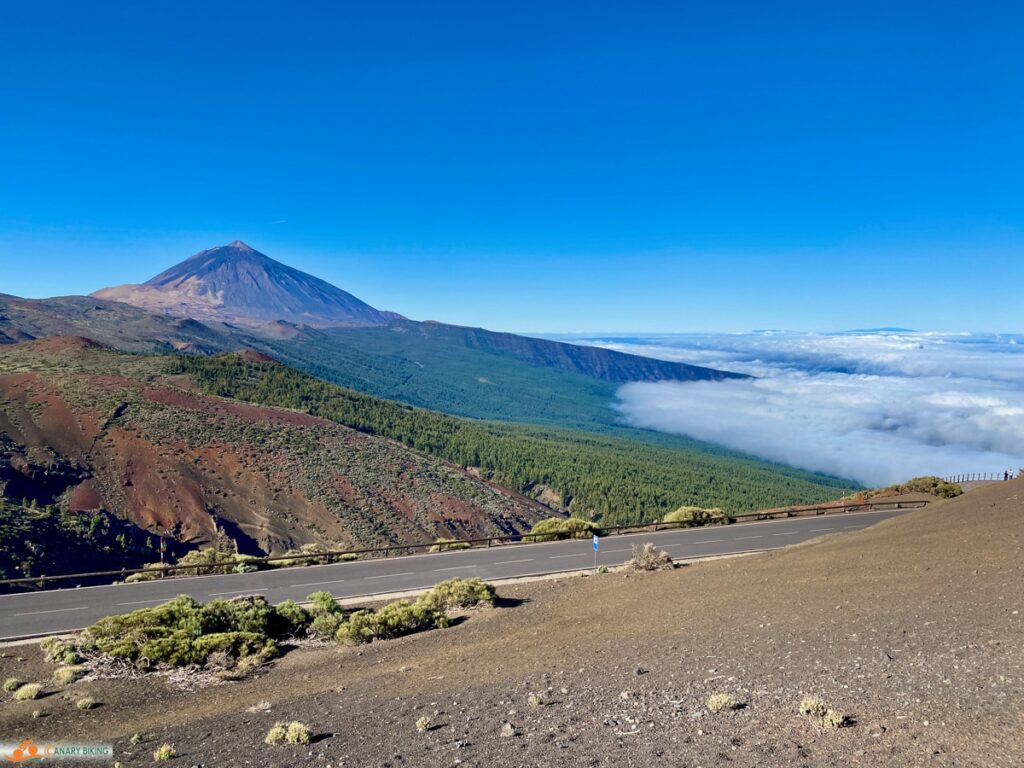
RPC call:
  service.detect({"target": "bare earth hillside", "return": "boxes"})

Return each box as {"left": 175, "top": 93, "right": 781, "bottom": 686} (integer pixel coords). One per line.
{"left": 1, "top": 478, "right": 1020, "bottom": 766}
{"left": 0, "top": 338, "right": 548, "bottom": 557}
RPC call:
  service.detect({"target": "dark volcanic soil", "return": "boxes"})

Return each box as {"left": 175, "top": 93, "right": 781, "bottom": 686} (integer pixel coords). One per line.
{"left": 1, "top": 480, "right": 1021, "bottom": 767}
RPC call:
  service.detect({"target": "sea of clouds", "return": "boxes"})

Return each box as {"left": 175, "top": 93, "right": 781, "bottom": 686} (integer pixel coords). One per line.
{"left": 573, "top": 331, "right": 1024, "bottom": 487}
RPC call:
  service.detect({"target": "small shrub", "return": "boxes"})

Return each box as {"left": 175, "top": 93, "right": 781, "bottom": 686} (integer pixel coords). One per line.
{"left": 129, "top": 733, "right": 142, "bottom": 745}
{"left": 596, "top": 565, "right": 609, "bottom": 574}
{"left": 306, "top": 591, "right": 345, "bottom": 639}
{"left": 76, "top": 697, "right": 95, "bottom": 710}
{"left": 285, "top": 721, "right": 311, "bottom": 745}
{"left": 663, "top": 506, "right": 728, "bottom": 527}
{"left": 40, "top": 636, "right": 83, "bottom": 665}
{"left": 336, "top": 599, "right": 448, "bottom": 645}
{"left": 799, "top": 695, "right": 827, "bottom": 718}
{"left": 799, "top": 695, "right": 846, "bottom": 728}
{"left": 626, "top": 543, "right": 674, "bottom": 571}
{"left": 13, "top": 683, "right": 42, "bottom": 701}
{"left": 429, "top": 538, "right": 471, "bottom": 552}
{"left": 53, "top": 666, "right": 86, "bottom": 686}
{"left": 152, "top": 743, "right": 175, "bottom": 762}
{"left": 266, "top": 721, "right": 311, "bottom": 745}
{"left": 419, "top": 577, "right": 495, "bottom": 611}
{"left": 707, "top": 693, "right": 739, "bottom": 713}
{"left": 339, "top": 552, "right": 360, "bottom": 562}
{"left": 3, "top": 677, "right": 21, "bottom": 692}
{"left": 528, "top": 517, "right": 597, "bottom": 542}
{"left": 31, "top": 709, "right": 41, "bottom": 719}
{"left": 527, "top": 692, "right": 544, "bottom": 707}
{"left": 265, "top": 723, "right": 287, "bottom": 745}
{"left": 820, "top": 708, "right": 846, "bottom": 729}
{"left": 416, "top": 715, "right": 432, "bottom": 732}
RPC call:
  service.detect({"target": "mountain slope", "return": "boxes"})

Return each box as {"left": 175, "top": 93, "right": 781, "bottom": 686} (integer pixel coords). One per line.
{"left": 93, "top": 241, "right": 398, "bottom": 328}
{"left": 0, "top": 293, "right": 238, "bottom": 354}
{"left": 0, "top": 338, "right": 548, "bottom": 566}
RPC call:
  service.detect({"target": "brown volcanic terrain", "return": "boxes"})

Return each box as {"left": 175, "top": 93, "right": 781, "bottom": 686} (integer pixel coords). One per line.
{"left": 0, "top": 338, "right": 549, "bottom": 556}
{"left": 1, "top": 477, "right": 1020, "bottom": 766}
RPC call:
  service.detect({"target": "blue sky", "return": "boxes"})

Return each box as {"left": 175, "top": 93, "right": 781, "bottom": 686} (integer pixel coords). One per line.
{"left": 2, "top": 1, "right": 1022, "bottom": 333}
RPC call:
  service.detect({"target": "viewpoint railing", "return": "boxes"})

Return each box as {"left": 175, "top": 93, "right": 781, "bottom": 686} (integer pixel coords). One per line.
{"left": 943, "top": 472, "right": 1015, "bottom": 483}
{"left": 0, "top": 497, "right": 929, "bottom": 591}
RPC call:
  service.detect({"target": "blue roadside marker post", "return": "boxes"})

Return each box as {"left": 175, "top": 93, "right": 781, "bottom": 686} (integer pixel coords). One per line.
{"left": 592, "top": 533, "right": 599, "bottom": 573}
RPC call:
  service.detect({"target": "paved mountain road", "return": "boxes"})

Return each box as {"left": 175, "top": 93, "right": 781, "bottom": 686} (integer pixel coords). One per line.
{"left": 0, "top": 508, "right": 904, "bottom": 640}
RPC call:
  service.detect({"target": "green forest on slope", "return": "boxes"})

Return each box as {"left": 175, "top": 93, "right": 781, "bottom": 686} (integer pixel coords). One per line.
{"left": 169, "top": 355, "right": 850, "bottom": 525}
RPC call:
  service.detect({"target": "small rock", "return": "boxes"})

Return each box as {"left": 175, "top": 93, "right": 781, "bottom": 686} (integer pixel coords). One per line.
{"left": 634, "top": 666, "right": 648, "bottom": 676}
{"left": 501, "top": 723, "right": 517, "bottom": 738}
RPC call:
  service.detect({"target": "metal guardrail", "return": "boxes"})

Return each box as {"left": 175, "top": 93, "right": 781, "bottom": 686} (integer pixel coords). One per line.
{"left": 943, "top": 472, "right": 1017, "bottom": 483}
{"left": 0, "top": 499, "right": 930, "bottom": 591}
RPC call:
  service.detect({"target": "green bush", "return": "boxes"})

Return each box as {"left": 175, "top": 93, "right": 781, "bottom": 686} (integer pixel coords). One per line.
{"left": 40, "top": 636, "right": 83, "bottom": 665}
{"left": 306, "top": 591, "right": 345, "bottom": 639}
{"left": 662, "top": 505, "right": 728, "bottom": 526}
{"left": 707, "top": 693, "right": 739, "bottom": 713}
{"left": 880, "top": 476, "right": 963, "bottom": 499}
{"left": 52, "top": 666, "right": 86, "bottom": 686}
{"left": 75, "top": 697, "right": 95, "bottom": 710}
{"left": 13, "top": 683, "right": 42, "bottom": 701}
{"left": 527, "top": 517, "right": 597, "bottom": 542}
{"left": 266, "top": 721, "right": 312, "bottom": 745}
{"left": 75, "top": 594, "right": 306, "bottom": 670}
{"left": 335, "top": 599, "right": 448, "bottom": 645}
{"left": 428, "top": 539, "right": 471, "bottom": 552}
{"left": 418, "top": 577, "right": 495, "bottom": 611}
{"left": 3, "top": 677, "right": 21, "bottom": 692}
{"left": 152, "top": 743, "right": 175, "bottom": 762}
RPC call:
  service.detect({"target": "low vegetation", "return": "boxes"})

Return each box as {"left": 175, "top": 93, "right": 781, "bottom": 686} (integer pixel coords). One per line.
{"left": 662, "top": 505, "right": 728, "bottom": 526}
{"left": 3, "top": 677, "right": 21, "bottom": 692}
{"left": 52, "top": 665, "right": 86, "bottom": 686}
{"left": 12, "top": 683, "right": 42, "bottom": 701}
{"left": 799, "top": 695, "right": 847, "bottom": 729}
{"left": 152, "top": 743, "right": 175, "bottom": 762}
{"left": 265, "top": 721, "right": 311, "bottom": 745}
{"left": 429, "top": 538, "right": 472, "bottom": 552}
{"left": 625, "top": 543, "right": 674, "bottom": 571}
{"left": 872, "top": 475, "right": 963, "bottom": 499}
{"left": 75, "top": 697, "right": 95, "bottom": 710}
{"left": 41, "top": 578, "right": 496, "bottom": 677}
{"left": 415, "top": 716, "right": 432, "bottom": 733}
{"left": 706, "top": 693, "right": 740, "bottom": 713}
{"left": 528, "top": 517, "right": 597, "bottom": 542}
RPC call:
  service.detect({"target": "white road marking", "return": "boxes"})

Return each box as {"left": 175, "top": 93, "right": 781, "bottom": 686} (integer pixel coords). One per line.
{"left": 736, "top": 535, "right": 763, "bottom": 540}
{"left": 209, "top": 589, "right": 265, "bottom": 596}
{"left": 116, "top": 598, "right": 170, "bottom": 606}
{"left": 363, "top": 572, "right": 414, "bottom": 580}
{"left": 695, "top": 539, "right": 726, "bottom": 544}
{"left": 772, "top": 532, "right": 799, "bottom": 536}
{"left": 14, "top": 606, "right": 89, "bottom": 616}
{"left": 604, "top": 548, "right": 632, "bottom": 553}
{"left": 810, "top": 527, "right": 835, "bottom": 532}
{"left": 549, "top": 553, "right": 587, "bottom": 559}
{"left": 432, "top": 565, "right": 479, "bottom": 572}
{"left": 493, "top": 558, "right": 535, "bottom": 565}
{"left": 293, "top": 579, "right": 346, "bottom": 588}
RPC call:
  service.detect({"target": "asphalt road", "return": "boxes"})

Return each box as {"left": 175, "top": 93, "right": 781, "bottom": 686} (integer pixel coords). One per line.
{"left": 0, "top": 508, "right": 903, "bottom": 640}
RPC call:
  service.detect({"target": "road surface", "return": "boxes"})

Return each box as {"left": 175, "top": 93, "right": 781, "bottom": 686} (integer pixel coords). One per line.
{"left": 0, "top": 508, "right": 903, "bottom": 640}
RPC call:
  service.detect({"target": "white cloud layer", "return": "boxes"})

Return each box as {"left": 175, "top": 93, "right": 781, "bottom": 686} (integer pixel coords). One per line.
{"left": 587, "top": 332, "right": 1024, "bottom": 486}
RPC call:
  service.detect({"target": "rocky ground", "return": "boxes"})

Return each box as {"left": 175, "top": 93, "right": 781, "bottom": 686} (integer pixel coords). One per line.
{"left": 1, "top": 479, "right": 1021, "bottom": 767}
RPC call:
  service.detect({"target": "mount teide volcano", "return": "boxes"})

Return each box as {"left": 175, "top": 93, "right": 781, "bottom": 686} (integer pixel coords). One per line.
{"left": 93, "top": 240, "right": 399, "bottom": 329}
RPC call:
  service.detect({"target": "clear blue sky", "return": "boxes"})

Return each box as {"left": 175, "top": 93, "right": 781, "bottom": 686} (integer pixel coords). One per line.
{"left": 2, "top": 2, "right": 1022, "bottom": 333}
